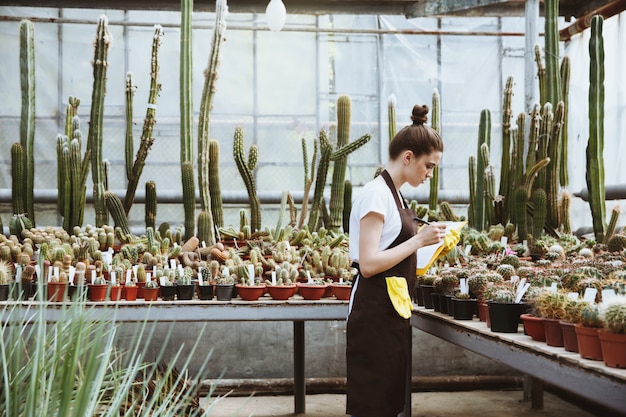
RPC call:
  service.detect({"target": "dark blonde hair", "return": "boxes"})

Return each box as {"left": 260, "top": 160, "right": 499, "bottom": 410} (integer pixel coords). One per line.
{"left": 389, "top": 104, "right": 444, "bottom": 160}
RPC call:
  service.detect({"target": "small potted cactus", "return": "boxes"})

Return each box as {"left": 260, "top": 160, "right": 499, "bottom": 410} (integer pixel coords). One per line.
{"left": 485, "top": 285, "right": 523, "bottom": 333}
{"left": 176, "top": 267, "right": 196, "bottom": 301}
{"left": 0, "top": 260, "right": 12, "bottom": 301}
{"left": 142, "top": 279, "right": 160, "bottom": 302}
{"left": 598, "top": 298, "right": 626, "bottom": 368}
{"left": 234, "top": 264, "right": 266, "bottom": 301}
{"left": 159, "top": 272, "right": 177, "bottom": 301}
{"left": 215, "top": 271, "right": 235, "bottom": 301}
{"left": 197, "top": 266, "right": 215, "bottom": 300}
{"left": 88, "top": 275, "right": 108, "bottom": 302}
{"left": 265, "top": 262, "right": 298, "bottom": 301}
{"left": 574, "top": 303, "right": 605, "bottom": 361}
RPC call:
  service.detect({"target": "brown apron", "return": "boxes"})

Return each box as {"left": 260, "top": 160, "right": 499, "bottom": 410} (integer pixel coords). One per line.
{"left": 346, "top": 169, "right": 417, "bottom": 417}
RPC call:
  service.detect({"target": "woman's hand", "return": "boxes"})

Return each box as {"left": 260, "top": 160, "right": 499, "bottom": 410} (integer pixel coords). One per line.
{"left": 414, "top": 223, "right": 447, "bottom": 248}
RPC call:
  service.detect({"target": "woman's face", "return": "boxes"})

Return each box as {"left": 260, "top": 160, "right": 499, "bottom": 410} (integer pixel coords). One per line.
{"left": 406, "top": 150, "right": 442, "bottom": 187}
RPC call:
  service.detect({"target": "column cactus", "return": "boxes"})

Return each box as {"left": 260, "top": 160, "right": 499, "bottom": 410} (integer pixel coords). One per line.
{"left": 388, "top": 94, "right": 397, "bottom": 142}
{"left": 180, "top": 0, "right": 195, "bottom": 240}
{"left": 467, "top": 155, "right": 477, "bottom": 230}
{"left": 197, "top": 0, "right": 227, "bottom": 237}
{"left": 87, "top": 15, "right": 111, "bottom": 227}
{"left": 543, "top": 0, "right": 562, "bottom": 108}
{"left": 308, "top": 130, "right": 333, "bottom": 231}
{"left": 546, "top": 101, "right": 564, "bottom": 229}
{"left": 123, "top": 25, "right": 163, "bottom": 215}
{"left": 19, "top": 19, "right": 35, "bottom": 225}
{"left": 105, "top": 191, "right": 132, "bottom": 238}
{"left": 429, "top": 89, "right": 441, "bottom": 211}
{"left": 586, "top": 15, "right": 606, "bottom": 242}
{"left": 145, "top": 180, "right": 157, "bottom": 230}
{"left": 329, "top": 94, "right": 371, "bottom": 233}
{"left": 182, "top": 161, "right": 196, "bottom": 239}
{"left": 497, "top": 76, "right": 514, "bottom": 224}
{"left": 233, "top": 127, "right": 261, "bottom": 232}
{"left": 560, "top": 56, "right": 570, "bottom": 187}
{"left": 473, "top": 109, "right": 491, "bottom": 231}
{"left": 298, "top": 137, "right": 317, "bottom": 229}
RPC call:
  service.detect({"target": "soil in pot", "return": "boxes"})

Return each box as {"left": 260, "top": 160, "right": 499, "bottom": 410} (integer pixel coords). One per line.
{"left": 521, "top": 313, "right": 546, "bottom": 342}
{"left": 574, "top": 324, "right": 603, "bottom": 361}
{"left": 597, "top": 329, "right": 626, "bottom": 368}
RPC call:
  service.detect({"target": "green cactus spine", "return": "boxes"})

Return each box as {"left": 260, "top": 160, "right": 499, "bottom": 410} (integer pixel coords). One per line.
{"left": 429, "top": 88, "right": 441, "bottom": 211}
{"left": 123, "top": 25, "right": 162, "bottom": 215}
{"left": 87, "top": 15, "right": 111, "bottom": 227}
{"left": 586, "top": 15, "right": 606, "bottom": 243}
{"left": 104, "top": 191, "right": 132, "bottom": 238}
{"left": 531, "top": 188, "right": 547, "bottom": 241}
{"left": 145, "top": 180, "right": 157, "bottom": 230}
{"left": 233, "top": 126, "right": 261, "bottom": 232}
{"left": 308, "top": 130, "right": 332, "bottom": 231}
{"left": 208, "top": 139, "right": 224, "bottom": 227}
{"left": 513, "top": 186, "right": 528, "bottom": 242}
{"left": 19, "top": 20, "right": 35, "bottom": 225}
{"left": 182, "top": 161, "right": 196, "bottom": 240}
{"left": 329, "top": 95, "right": 352, "bottom": 233}
{"left": 559, "top": 56, "right": 570, "bottom": 187}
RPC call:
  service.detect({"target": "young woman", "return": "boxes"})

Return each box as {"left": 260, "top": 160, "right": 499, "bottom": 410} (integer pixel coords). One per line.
{"left": 346, "top": 104, "right": 447, "bottom": 417}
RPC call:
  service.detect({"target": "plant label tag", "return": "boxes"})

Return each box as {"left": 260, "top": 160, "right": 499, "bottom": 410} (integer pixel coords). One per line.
{"left": 271, "top": 271, "right": 277, "bottom": 286}
{"left": 567, "top": 292, "right": 579, "bottom": 300}
{"left": 464, "top": 245, "right": 472, "bottom": 256}
{"left": 69, "top": 266, "right": 75, "bottom": 284}
{"left": 602, "top": 288, "right": 616, "bottom": 302}
{"left": 126, "top": 269, "right": 132, "bottom": 284}
{"left": 111, "top": 271, "right": 117, "bottom": 285}
{"left": 583, "top": 287, "right": 597, "bottom": 303}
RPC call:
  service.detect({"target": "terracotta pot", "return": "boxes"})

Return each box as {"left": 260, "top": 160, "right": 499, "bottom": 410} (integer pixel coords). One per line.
{"left": 235, "top": 284, "right": 266, "bottom": 301}
{"left": 109, "top": 285, "right": 122, "bottom": 302}
{"left": 452, "top": 298, "right": 476, "bottom": 320}
{"left": 560, "top": 321, "right": 579, "bottom": 353}
{"left": 329, "top": 284, "right": 352, "bottom": 301}
{"left": 124, "top": 285, "right": 138, "bottom": 301}
{"left": 142, "top": 286, "right": 159, "bottom": 301}
{"left": 88, "top": 284, "right": 108, "bottom": 302}
{"left": 297, "top": 283, "right": 327, "bottom": 300}
{"left": 520, "top": 313, "right": 546, "bottom": 342}
{"left": 47, "top": 281, "right": 68, "bottom": 303}
{"left": 267, "top": 284, "right": 297, "bottom": 301}
{"left": 598, "top": 329, "right": 626, "bottom": 368}
{"left": 574, "top": 324, "right": 603, "bottom": 361}
{"left": 543, "top": 318, "right": 564, "bottom": 347}
{"left": 477, "top": 301, "right": 489, "bottom": 323}
{"left": 136, "top": 281, "right": 146, "bottom": 298}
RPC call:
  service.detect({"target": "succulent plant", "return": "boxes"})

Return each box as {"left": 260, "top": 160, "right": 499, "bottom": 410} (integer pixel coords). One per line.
{"left": 603, "top": 299, "right": 626, "bottom": 334}
{"left": 0, "top": 260, "right": 13, "bottom": 285}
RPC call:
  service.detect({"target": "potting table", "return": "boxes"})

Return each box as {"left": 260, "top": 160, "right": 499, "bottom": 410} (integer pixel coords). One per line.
{"left": 411, "top": 306, "right": 626, "bottom": 415}
{"left": 1, "top": 299, "right": 349, "bottom": 415}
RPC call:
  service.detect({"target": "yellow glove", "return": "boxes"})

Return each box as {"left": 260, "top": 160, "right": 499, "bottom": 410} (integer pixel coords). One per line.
{"left": 438, "top": 228, "right": 460, "bottom": 257}
{"left": 385, "top": 277, "right": 413, "bottom": 319}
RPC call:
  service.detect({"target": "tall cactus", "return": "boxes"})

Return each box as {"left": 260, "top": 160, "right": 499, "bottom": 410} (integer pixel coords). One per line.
{"left": 497, "top": 77, "right": 514, "bottom": 224}
{"left": 19, "top": 20, "right": 35, "bottom": 225}
{"left": 208, "top": 139, "right": 224, "bottom": 228}
{"left": 388, "top": 94, "right": 397, "bottom": 142}
{"left": 87, "top": 15, "right": 111, "bottom": 227}
{"left": 145, "top": 180, "right": 157, "bottom": 230}
{"left": 467, "top": 155, "right": 477, "bottom": 229}
{"left": 123, "top": 25, "right": 163, "bottom": 215}
{"left": 308, "top": 130, "right": 333, "bottom": 231}
{"left": 546, "top": 101, "right": 564, "bottom": 229}
{"left": 104, "top": 191, "right": 132, "bottom": 238}
{"left": 429, "top": 89, "right": 441, "bottom": 211}
{"left": 298, "top": 137, "right": 317, "bottom": 229}
{"left": 197, "top": 0, "right": 227, "bottom": 236}
{"left": 559, "top": 56, "right": 570, "bottom": 187}
{"left": 586, "top": 15, "right": 606, "bottom": 242}
{"left": 233, "top": 127, "right": 261, "bottom": 232}
{"left": 11, "top": 143, "right": 26, "bottom": 216}
{"left": 474, "top": 109, "right": 491, "bottom": 231}
{"left": 125, "top": 73, "right": 135, "bottom": 181}
{"left": 543, "top": 0, "right": 562, "bottom": 108}
{"left": 182, "top": 161, "right": 196, "bottom": 239}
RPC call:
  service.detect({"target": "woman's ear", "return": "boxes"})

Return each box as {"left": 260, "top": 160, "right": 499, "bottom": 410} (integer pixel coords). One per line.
{"left": 402, "top": 150, "right": 414, "bottom": 165}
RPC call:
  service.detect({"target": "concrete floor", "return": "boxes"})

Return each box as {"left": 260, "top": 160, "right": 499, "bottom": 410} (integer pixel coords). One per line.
{"left": 201, "top": 390, "right": 607, "bottom": 417}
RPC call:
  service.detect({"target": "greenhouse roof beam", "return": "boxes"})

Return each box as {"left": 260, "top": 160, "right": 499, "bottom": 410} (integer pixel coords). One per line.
{"left": 0, "top": 0, "right": 619, "bottom": 21}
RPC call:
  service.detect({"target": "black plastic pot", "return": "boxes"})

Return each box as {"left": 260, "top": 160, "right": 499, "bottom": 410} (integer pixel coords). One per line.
{"left": 421, "top": 285, "right": 435, "bottom": 309}
{"left": 488, "top": 301, "right": 522, "bottom": 333}
{"left": 160, "top": 285, "right": 177, "bottom": 301}
{"left": 453, "top": 298, "right": 477, "bottom": 320}
{"left": 176, "top": 284, "right": 195, "bottom": 300}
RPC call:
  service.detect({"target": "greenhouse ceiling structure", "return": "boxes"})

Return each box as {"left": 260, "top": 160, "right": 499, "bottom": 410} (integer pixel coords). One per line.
{"left": 0, "top": 0, "right": 621, "bottom": 19}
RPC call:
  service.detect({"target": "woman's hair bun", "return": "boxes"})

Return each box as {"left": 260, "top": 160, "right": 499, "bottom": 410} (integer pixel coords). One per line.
{"left": 410, "top": 104, "right": 429, "bottom": 125}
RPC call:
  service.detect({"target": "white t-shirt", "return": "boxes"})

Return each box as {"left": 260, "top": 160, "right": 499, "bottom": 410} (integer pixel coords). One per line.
{"left": 349, "top": 175, "right": 402, "bottom": 264}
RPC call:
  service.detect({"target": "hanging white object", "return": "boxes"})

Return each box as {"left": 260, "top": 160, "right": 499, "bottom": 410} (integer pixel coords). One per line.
{"left": 266, "top": 0, "right": 286, "bottom": 32}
